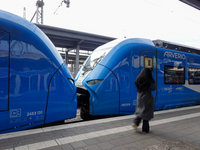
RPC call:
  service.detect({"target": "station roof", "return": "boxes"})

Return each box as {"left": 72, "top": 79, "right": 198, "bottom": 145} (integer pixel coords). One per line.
{"left": 180, "top": 0, "right": 200, "bottom": 11}
{"left": 35, "top": 24, "right": 116, "bottom": 51}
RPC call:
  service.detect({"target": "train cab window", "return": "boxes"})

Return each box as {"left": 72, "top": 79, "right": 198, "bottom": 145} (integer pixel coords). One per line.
{"left": 188, "top": 68, "right": 200, "bottom": 84}
{"left": 144, "top": 57, "right": 153, "bottom": 69}
{"left": 164, "top": 65, "right": 185, "bottom": 84}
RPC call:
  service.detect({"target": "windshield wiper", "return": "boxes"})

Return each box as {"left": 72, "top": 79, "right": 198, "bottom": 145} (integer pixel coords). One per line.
{"left": 82, "top": 52, "right": 106, "bottom": 75}
{"left": 92, "top": 53, "right": 106, "bottom": 68}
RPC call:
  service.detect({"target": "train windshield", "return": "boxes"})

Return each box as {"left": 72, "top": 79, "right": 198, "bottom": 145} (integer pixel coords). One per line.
{"left": 82, "top": 38, "right": 123, "bottom": 73}
{"left": 83, "top": 48, "right": 109, "bottom": 70}
{"left": 75, "top": 38, "right": 124, "bottom": 88}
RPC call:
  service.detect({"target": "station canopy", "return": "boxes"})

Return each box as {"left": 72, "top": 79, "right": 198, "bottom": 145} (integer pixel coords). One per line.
{"left": 35, "top": 23, "right": 116, "bottom": 51}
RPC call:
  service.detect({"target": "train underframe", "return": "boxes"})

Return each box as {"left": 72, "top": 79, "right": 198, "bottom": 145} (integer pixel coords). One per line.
{"left": 77, "top": 87, "right": 91, "bottom": 120}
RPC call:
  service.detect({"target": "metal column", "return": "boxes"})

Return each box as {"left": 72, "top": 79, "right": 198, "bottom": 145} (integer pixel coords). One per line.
{"left": 75, "top": 45, "right": 80, "bottom": 76}
{"left": 65, "top": 50, "right": 68, "bottom": 65}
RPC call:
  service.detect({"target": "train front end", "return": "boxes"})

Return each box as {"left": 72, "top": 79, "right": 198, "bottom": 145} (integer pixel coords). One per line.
{"left": 0, "top": 10, "right": 77, "bottom": 133}
{"left": 75, "top": 39, "right": 123, "bottom": 117}
{"left": 75, "top": 38, "right": 156, "bottom": 118}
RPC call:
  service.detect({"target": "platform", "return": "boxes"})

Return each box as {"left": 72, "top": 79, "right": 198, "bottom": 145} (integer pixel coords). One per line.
{"left": 1, "top": 105, "right": 200, "bottom": 150}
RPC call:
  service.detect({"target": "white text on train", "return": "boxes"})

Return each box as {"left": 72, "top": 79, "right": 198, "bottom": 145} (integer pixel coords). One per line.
{"left": 163, "top": 51, "right": 186, "bottom": 60}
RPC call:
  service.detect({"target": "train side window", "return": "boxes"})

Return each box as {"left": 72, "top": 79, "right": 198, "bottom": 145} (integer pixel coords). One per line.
{"left": 164, "top": 65, "right": 185, "bottom": 84}
{"left": 144, "top": 57, "right": 153, "bottom": 69}
{"left": 188, "top": 68, "right": 200, "bottom": 84}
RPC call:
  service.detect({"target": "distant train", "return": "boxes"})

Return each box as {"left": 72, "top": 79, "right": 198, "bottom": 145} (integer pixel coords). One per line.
{"left": 75, "top": 38, "right": 200, "bottom": 118}
{"left": 0, "top": 10, "right": 77, "bottom": 134}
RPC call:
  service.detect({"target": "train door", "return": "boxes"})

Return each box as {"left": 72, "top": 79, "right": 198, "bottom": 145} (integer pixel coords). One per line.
{"left": 140, "top": 51, "right": 157, "bottom": 102}
{"left": 0, "top": 31, "right": 9, "bottom": 111}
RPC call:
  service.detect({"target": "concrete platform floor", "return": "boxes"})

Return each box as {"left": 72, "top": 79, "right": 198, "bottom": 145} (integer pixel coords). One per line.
{"left": 1, "top": 105, "right": 200, "bottom": 150}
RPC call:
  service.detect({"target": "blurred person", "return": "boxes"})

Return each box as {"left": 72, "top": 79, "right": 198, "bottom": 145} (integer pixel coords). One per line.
{"left": 189, "top": 72, "right": 200, "bottom": 84}
{"left": 189, "top": 73, "right": 195, "bottom": 84}
{"left": 132, "top": 67, "right": 157, "bottom": 133}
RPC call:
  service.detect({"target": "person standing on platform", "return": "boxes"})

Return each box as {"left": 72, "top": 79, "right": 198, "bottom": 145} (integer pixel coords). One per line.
{"left": 132, "top": 67, "right": 157, "bottom": 133}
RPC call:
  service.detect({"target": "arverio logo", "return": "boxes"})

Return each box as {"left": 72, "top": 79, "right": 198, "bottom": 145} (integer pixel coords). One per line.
{"left": 163, "top": 51, "right": 186, "bottom": 60}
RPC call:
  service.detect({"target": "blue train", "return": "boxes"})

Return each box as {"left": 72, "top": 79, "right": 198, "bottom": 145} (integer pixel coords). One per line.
{"left": 0, "top": 10, "right": 77, "bottom": 134}
{"left": 75, "top": 38, "right": 200, "bottom": 117}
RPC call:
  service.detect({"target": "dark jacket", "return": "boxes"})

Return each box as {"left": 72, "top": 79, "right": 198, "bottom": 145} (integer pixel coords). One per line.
{"left": 135, "top": 82, "right": 157, "bottom": 120}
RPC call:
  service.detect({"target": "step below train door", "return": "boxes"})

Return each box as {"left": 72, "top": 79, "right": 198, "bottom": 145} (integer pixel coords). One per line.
{"left": 0, "top": 30, "right": 9, "bottom": 111}
{"left": 140, "top": 51, "right": 157, "bottom": 103}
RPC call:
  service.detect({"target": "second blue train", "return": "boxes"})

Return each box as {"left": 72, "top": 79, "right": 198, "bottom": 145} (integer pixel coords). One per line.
{"left": 75, "top": 38, "right": 200, "bottom": 117}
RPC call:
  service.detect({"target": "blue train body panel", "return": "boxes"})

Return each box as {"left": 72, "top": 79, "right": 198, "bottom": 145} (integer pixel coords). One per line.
{"left": 45, "top": 64, "right": 77, "bottom": 124}
{"left": 83, "top": 64, "right": 119, "bottom": 115}
{"left": 0, "top": 10, "right": 77, "bottom": 133}
{"left": 75, "top": 38, "right": 200, "bottom": 117}
{"left": 155, "top": 47, "right": 200, "bottom": 110}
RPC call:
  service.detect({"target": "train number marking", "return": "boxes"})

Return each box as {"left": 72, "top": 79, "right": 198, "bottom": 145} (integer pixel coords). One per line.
{"left": 27, "top": 111, "right": 43, "bottom": 116}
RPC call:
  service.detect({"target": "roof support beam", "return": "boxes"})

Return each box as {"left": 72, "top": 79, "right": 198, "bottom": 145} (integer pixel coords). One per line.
{"left": 77, "top": 39, "right": 84, "bottom": 45}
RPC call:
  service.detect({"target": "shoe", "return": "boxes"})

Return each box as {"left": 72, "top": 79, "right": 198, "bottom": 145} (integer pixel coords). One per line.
{"left": 131, "top": 123, "right": 138, "bottom": 130}
{"left": 142, "top": 128, "right": 151, "bottom": 133}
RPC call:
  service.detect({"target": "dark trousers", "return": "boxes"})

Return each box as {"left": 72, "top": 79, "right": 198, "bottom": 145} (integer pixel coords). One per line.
{"left": 134, "top": 116, "right": 150, "bottom": 133}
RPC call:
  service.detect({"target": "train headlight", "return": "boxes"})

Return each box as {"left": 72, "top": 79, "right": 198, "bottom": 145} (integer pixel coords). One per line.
{"left": 87, "top": 79, "right": 104, "bottom": 85}
{"left": 68, "top": 78, "right": 74, "bottom": 84}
